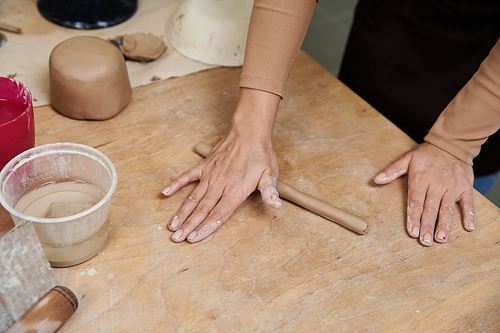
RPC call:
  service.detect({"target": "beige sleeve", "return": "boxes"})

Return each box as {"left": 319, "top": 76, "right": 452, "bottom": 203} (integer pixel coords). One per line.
{"left": 239, "top": 0, "right": 317, "bottom": 98}
{"left": 424, "top": 39, "right": 500, "bottom": 166}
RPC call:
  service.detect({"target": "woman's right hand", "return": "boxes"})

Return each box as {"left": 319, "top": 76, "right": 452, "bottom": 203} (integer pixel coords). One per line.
{"left": 162, "top": 88, "right": 282, "bottom": 243}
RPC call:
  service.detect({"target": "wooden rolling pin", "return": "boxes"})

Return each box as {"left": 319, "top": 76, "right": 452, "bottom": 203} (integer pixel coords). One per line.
{"left": 195, "top": 142, "right": 369, "bottom": 234}
{"left": 7, "top": 286, "right": 78, "bottom": 333}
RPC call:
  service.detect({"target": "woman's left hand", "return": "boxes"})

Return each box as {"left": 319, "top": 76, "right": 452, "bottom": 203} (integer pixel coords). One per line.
{"left": 374, "top": 142, "right": 475, "bottom": 246}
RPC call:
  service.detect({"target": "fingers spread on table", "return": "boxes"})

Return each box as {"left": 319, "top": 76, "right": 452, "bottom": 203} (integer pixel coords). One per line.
{"left": 187, "top": 186, "right": 249, "bottom": 243}
{"left": 169, "top": 182, "right": 221, "bottom": 242}
{"left": 168, "top": 161, "right": 256, "bottom": 243}
{"left": 391, "top": 142, "right": 477, "bottom": 247}
{"left": 168, "top": 180, "right": 210, "bottom": 231}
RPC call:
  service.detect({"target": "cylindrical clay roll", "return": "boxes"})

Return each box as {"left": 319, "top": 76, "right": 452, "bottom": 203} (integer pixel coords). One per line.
{"left": 194, "top": 142, "right": 369, "bottom": 234}
{"left": 49, "top": 36, "right": 132, "bottom": 120}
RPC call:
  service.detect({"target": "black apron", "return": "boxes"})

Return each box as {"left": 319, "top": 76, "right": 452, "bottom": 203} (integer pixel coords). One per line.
{"left": 339, "top": 0, "right": 500, "bottom": 176}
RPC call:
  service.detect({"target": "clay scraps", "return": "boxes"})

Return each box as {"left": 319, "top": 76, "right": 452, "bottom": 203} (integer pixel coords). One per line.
{"left": 110, "top": 32, "right": 167, "bottom": 62}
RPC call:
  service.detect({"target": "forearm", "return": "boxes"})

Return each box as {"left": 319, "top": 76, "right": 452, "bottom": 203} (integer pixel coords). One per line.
{"left": 163, "top": 0, "right": 318, "bottom": 243}
{"left": 424, "top": 38, "right": 500, "bottom": 165}
{"left": 239, "top": 0, "right": 317, "bottom": 98}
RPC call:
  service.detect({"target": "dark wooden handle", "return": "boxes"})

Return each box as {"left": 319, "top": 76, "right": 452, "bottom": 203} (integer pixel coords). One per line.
{"left": 194, "top": 142, "right": 369, "bottom": 234}
{"left": 7, "top": 286, "right": 78, "bottom": 333}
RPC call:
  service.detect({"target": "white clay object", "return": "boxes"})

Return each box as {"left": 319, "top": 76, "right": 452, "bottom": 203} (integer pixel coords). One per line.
{"left": 166, "top": 0, "right": 253, "bottom": 66}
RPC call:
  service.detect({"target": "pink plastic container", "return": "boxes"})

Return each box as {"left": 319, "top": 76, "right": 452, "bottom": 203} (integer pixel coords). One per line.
{"left": 0, "top": 77, "right": 35, "bottom": 171}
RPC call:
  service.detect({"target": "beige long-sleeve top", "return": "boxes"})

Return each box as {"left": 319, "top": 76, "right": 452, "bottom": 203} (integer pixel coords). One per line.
{"left": 424, "top": 39, "right": 500, "bottom": 165}
{"left": 239, "top": 0, "right": 500, "bottom": 166}
{"left": 239, "top": 0, "right": 317, "bottom": 98}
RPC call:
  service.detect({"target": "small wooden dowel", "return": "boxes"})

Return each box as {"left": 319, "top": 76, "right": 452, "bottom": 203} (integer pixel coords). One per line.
{"left": 0, "top": 23, "right": 22, "bottom": 34}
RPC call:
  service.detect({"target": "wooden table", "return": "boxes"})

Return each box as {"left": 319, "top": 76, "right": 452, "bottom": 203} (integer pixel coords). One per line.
{"left": 1, "top": 51, "right": 499, "bottom": 332}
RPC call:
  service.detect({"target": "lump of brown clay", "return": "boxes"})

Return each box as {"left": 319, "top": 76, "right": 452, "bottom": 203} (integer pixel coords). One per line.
{"left": 116, "top": 32, "right": 167, "bottom": 62}
{"left": 49, "top": 36, "right": 132, "bottom": 120}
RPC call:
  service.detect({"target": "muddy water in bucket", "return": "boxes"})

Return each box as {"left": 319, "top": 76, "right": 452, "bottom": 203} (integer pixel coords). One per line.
{"left": 0, "top": 143, "right": 117, "bottom": 267}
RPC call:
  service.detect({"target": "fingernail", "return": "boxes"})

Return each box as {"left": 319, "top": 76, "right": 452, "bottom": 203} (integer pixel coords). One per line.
{"left": 410, "top": 226, "right": 419, "bottom": 237}
{"left": 162, "top": 187, "right": 171, "bottom": 196}
{"left": 169, "top": 215, "right": 180, "bottom": 229}
{"left": 422, "top": 233, "right": 433, "bottom": 246}
{"left": 271, "top": 192, "right": 282, "bottom": 208}
{"left": 187, "top": 231, "right": 198, "bottom": 242}
{"left": 468, "top": 222, "right": 475, "bottom": 231}
{"left": 264, "top": 187, "right": 282, "bottom": 208}
{"left": 172, "top": 230, "right": 183, "bottom": 240}
{"left": 374, "top": 172, "right": 387, "bottom": 182}
{"left": 436, "top": 230, "right": 447, "bottom": 241}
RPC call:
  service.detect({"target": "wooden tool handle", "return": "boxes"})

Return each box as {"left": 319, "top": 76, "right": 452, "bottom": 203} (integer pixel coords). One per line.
{"left": 0, "top": 23, "right": 22, "bottom": 34}
{"left": 194, "top": 142, "right": 369, "bottom": 234}
{"left": 7, "top": 286, "right": 78, "bottom": 333}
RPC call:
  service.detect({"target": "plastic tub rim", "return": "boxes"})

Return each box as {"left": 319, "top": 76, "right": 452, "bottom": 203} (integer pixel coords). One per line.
{"left": 0, "top": 77, "right": 33, "bottom": 127}
{"left": 0, "top": 142, "right": 117, "bottom": 224}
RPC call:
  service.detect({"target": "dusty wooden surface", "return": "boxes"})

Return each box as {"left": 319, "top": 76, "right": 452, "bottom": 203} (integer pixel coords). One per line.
{"left": 1, "top": 51, "right": 499, "bottom": 332}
